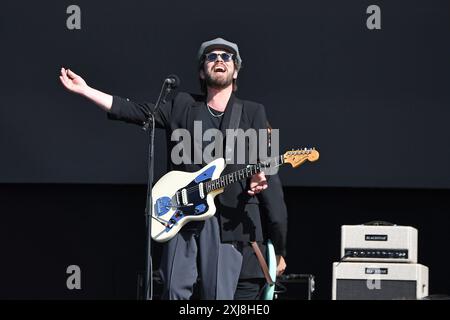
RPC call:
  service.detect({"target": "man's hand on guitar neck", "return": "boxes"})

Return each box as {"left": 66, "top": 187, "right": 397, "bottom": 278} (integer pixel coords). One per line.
{"left": 248, "top": 172, "right": 268, "bottom": 196}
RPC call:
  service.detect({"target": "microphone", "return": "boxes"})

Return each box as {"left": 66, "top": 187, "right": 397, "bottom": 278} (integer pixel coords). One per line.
{"left": 143, "top": 75, "right": 181, "bottom": 131}
{"left": 164, "top": 74, "right": 180, "bottom": 88}
{"left": 161, "top": 74, "right": 180, "bottom": 105}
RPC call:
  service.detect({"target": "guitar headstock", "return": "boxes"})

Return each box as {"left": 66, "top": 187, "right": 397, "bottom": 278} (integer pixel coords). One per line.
{"left": 283, "top": 148, "right": 319, "bottom": 168}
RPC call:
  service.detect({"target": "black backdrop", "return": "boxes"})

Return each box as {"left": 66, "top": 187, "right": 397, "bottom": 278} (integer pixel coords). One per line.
{"left": 1, "top": 0, "right": 449, "bottom": 187}
{"left": 1, "top": 0, "right": 450, "bottom": 300}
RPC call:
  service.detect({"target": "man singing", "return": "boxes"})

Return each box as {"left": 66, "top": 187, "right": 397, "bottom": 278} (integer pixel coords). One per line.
{"left": 59, "top": 37, "right": 286, "bottom": 299}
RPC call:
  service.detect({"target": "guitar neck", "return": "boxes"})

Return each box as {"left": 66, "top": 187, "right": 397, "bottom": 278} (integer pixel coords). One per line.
{"left": 204, "top": 155, "right": 285, "bottom": 193}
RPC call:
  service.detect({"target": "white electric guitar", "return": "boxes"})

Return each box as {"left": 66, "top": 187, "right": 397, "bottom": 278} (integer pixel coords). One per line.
{"left": 151, "top": 148, "right": 319, "bottom": 242}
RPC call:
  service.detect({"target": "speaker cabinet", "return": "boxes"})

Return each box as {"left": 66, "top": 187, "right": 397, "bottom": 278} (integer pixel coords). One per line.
{"left": 275, "top": 274, "right": 315, "bottom": 300}
{"left": 332, "top": 262, "right": 428, "bottom": 300}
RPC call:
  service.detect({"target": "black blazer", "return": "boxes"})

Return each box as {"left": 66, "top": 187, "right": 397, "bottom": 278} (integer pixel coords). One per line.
{"left": 239, "top": 173, "right": 288, "bottom": 279}
{"left": 108, "top": 91, "right": 283, "bottom": 245}
{"left": 258, "top": 174, "right": 288, "bottom": 257}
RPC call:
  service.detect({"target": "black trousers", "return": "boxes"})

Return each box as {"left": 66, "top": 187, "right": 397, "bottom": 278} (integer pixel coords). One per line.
{"left": 234, "top": 278, "right": 266, "bottom": 300}
{"left": 159, "top": 217, "right": 243, "bottom": 300}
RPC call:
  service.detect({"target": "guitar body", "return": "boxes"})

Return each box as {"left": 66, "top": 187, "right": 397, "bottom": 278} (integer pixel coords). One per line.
{"left": 262, "top": 239, "right": 277, "bottom": 300}
{"left": 151, "top": 158, "right": 225, "bottom": 242}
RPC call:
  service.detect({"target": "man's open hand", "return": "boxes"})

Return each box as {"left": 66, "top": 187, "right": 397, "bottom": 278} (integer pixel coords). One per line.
{"left": 59, "top": 67, "right": 88, "bottom": 95}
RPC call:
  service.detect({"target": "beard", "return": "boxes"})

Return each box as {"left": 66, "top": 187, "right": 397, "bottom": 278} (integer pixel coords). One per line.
{"left": 204, "top": 70, "right": 234, "bottom": 90}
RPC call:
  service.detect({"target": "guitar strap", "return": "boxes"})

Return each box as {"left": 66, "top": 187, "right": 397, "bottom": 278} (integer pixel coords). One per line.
{"left": 225, "top": 100, "right": 244, "bottom": 189}
{"left": 251, "top": 241, "right": 275, "bottom": 286}
{"left": 228, "top": 100, "right": 243, "bottom": 134}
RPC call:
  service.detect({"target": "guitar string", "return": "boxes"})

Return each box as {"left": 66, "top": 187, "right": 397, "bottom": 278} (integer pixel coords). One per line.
{"left": 165, "top": 151, "right": 307, "bottom": 196}
{"left": 163, "top": 162, "right": 285, "bottom": 212}
{"left": 181, "top": 154, "right": 288, "bottom": 195}
{"left": 159, "top": 152, "right": 306, "bottom": 212}
{"left": 176, "top": 158, "right": 285, "bottom": 197}
{"left": 187, "top": 163, "right": 285, "bottom": 195}
{"left": 156, "top": 151, "right": 310, "bottom": 222}
{"left": 158, "top": 151, "right": 311, "bottom": 207}
{"left": 179, "top": 156, "right": 283, "bottom": 195}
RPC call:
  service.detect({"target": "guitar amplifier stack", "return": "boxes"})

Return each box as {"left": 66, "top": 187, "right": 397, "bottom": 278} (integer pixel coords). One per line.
{"left": 332, "top": 223, "right": 429, "bottom": 300}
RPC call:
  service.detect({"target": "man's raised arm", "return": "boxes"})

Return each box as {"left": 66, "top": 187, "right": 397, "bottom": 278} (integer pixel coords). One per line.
{"left": 59, "top": 67, "right": 113, "bottom": 111}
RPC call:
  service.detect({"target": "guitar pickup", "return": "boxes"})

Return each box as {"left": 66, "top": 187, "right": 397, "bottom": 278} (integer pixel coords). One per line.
{"left": 181, "top": 189, "right": 189, "bottom": 205}
{"left": 199, "top": 182, "right": 205, "bottom": 199}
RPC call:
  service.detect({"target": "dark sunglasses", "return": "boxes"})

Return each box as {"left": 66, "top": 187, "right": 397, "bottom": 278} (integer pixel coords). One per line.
{"left": 204, "top": 52, "right": 234, "bottom": 63}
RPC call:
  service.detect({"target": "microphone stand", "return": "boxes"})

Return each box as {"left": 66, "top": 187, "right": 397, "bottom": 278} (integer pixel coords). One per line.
{"left": 142, "top": 79, "right": 174, "bottom": 300}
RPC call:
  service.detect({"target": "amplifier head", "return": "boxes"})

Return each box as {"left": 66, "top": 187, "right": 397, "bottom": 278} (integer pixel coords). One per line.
{"left": 341, "top": 225, "right": 418, "bottom": 263}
